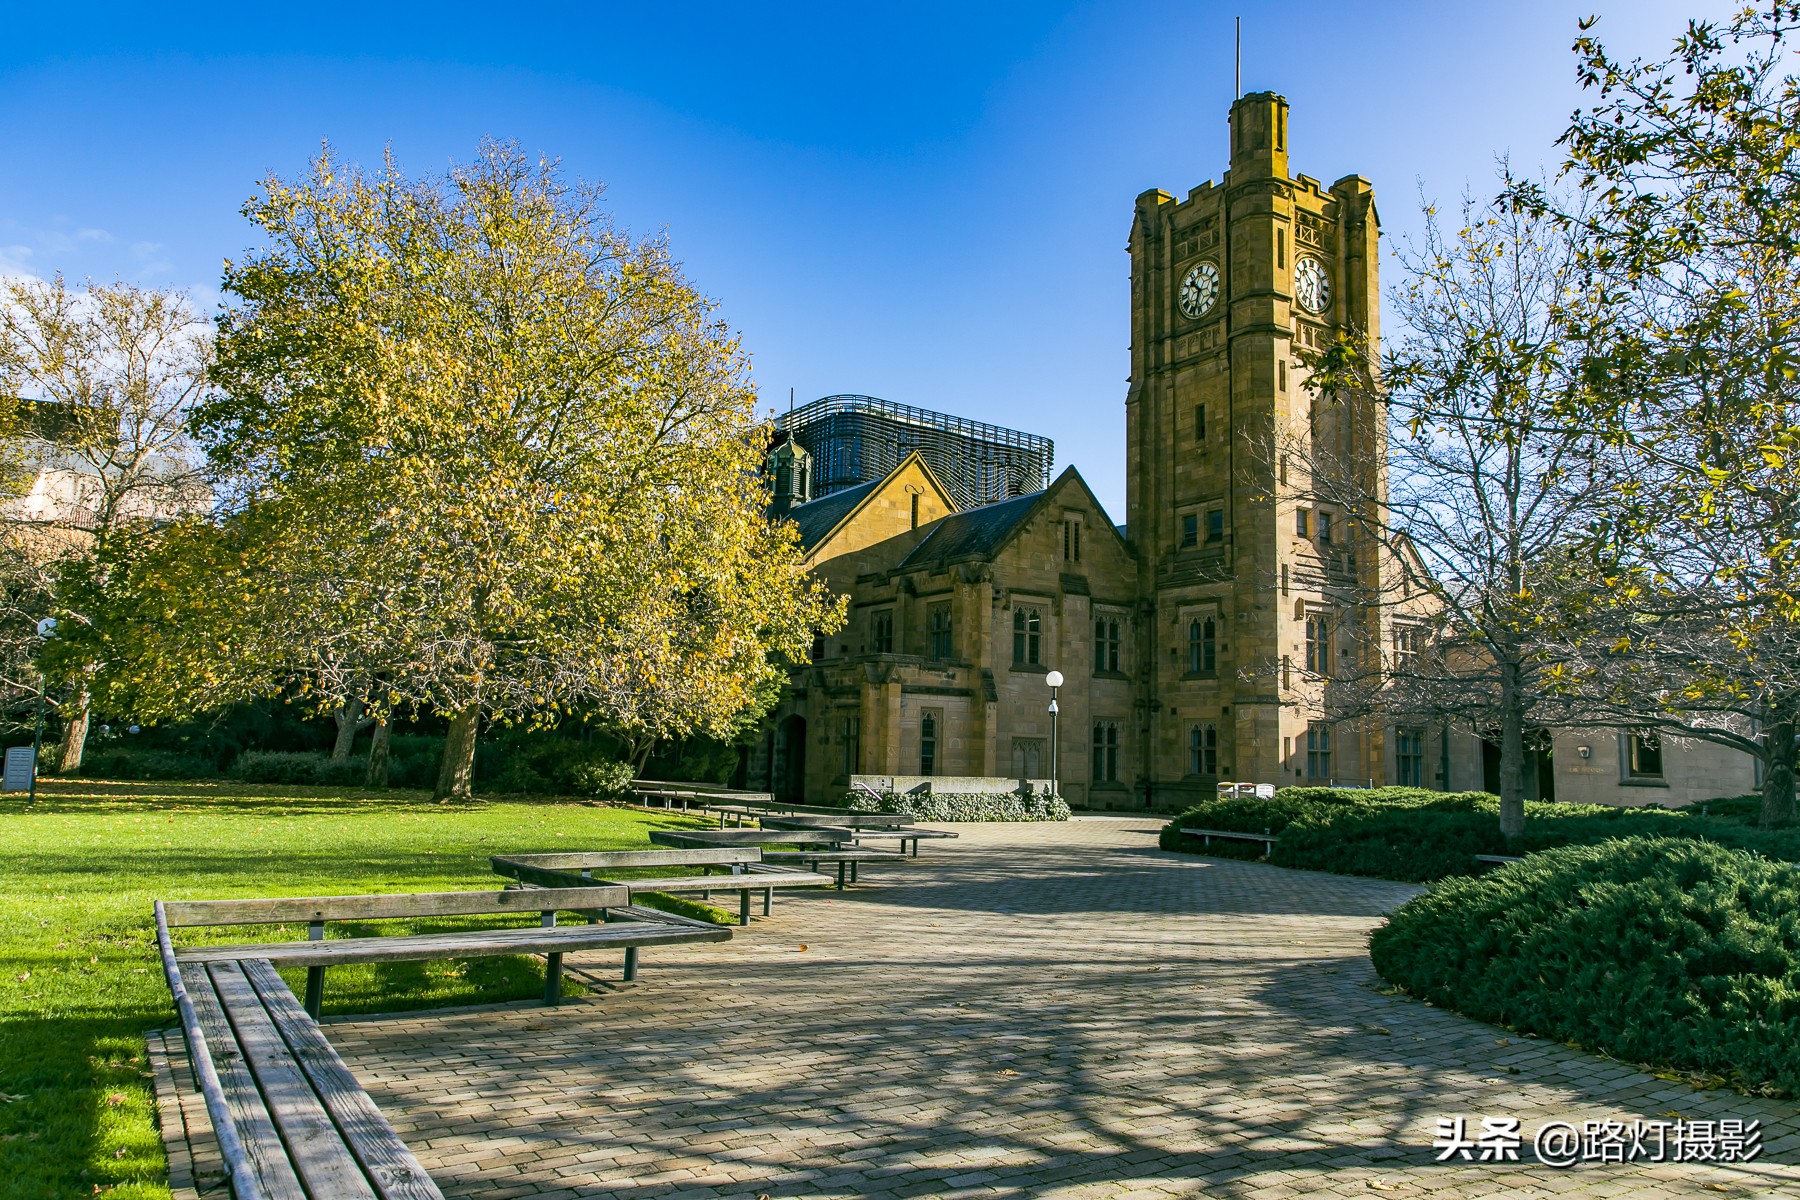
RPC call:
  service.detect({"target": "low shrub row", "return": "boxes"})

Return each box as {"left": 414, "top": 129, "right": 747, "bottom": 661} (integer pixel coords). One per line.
{"left": 1371, "top": 838, "right": 1800, "bottom": 1096}
{"left": 1159, "top": 787, "right": 1800, "bottom": 882}
{"left": 846, "top": 789, "right": 1072, "bottom": 822}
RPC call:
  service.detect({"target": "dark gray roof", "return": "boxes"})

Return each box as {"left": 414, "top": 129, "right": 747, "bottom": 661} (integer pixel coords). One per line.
{"left": 896, "top": 490, "right": 1045, "bottom": 572}
{"left": 786, "top": 480, "right": 881, "bottom": 552}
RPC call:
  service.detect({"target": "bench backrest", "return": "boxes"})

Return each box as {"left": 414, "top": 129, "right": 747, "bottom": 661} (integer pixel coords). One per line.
{"left": 761, "top": 813, "right": 910, "bottom": 829}
{"left": 493, "top": 848, "right": 760, "bottom": 870}
{"left": 160, "top": 886, "right": 630, "bottom": 928}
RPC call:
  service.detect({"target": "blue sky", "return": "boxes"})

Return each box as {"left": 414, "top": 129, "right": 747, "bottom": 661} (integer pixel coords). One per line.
{"left": 0, "top": 1, "right": 1715, "bottom": 517}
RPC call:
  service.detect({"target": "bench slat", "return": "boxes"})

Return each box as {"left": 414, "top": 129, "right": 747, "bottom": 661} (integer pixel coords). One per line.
{"left": 241, "top": 960, "right": 446, "bottom": 1200}
{"left": 623, "top": 872, "right": 834, "bottom": 893}
{"left": 759, "top": 814, "right": 912, "bottom": 829}
{"left": 650, "top": 829, "right": 853, "bottom": 847}
{"left": 605, "top": 904, "right": 722, "bottom": 930}
{"left": 174, "top": 921, "right": 729, "bottom": 967}
{"left": 209, "top": 961, "right": 381, "bottom": 1200}
{"left": 761, "top": 848, "right": 904, "bottom": 862}
{"left": 163, "top": 887, "right": 629, "bottom": 928}
{"left": 494, "top": 849, "right": 759, "bottom": 871}
{"left": 180, "top": 962, "right": 311, "bottom": 1200}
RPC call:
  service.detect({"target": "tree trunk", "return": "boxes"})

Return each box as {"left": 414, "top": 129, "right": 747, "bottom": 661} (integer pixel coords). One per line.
{"left": 365, "top": 720, "right": 391, "bottom": 789}
{"left": 1497, "top": 660, "right": 1526, "bottom": 841}
{"left": 1762, "top": 709, "right": 1797, "bottom": 828}
{"left": 433, "top": 702, "right": 481, "bottom": 801}
{"left": 331, "top": 696, "right": 366, "bottom": 762}
{"left": 56, "top": 689, "right": 91, "bottom": 774}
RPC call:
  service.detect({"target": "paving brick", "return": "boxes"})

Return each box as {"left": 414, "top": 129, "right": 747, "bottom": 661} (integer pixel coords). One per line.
{"left": 155, "top": 818, "right": 1800, "bottom": 1198}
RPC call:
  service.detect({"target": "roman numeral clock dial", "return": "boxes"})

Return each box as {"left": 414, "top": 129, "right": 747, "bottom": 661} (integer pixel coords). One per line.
{"left": 1178, "top": 261, "right": 1219, "bottom": 319}
{"left": 1294, "top": 255, "right": 1332, "bottom": 315}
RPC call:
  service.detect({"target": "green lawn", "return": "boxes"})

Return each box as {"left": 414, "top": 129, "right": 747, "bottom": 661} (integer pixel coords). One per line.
{"left": 0, "top": 779, "right": 712, "bottom": 1200}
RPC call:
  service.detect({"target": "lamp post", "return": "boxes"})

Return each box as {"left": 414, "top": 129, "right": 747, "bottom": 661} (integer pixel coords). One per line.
{"left": 1045, "top": 670, "right": 1064, "bottom": 799}
{"left": 30, "top": 617, "right": 56, "bottom": 805}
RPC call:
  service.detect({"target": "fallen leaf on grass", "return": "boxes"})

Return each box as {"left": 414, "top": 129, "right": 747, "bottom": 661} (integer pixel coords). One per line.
{"left": 0, "top": 1092, "right": 24, "bottom": 1103}
{"left": 105, "top": 1093, "right": 126, "bottom": 1107}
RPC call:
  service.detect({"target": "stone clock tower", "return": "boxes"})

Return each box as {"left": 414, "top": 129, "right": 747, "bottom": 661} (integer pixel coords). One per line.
{"left": 1126, "top": 92, "right": 1387, "bottom": 797}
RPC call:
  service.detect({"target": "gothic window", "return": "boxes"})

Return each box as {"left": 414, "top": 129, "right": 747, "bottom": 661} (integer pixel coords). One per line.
{"left": 841, "top": 715, "right": 861, "bottom": 777}
{"left": 1092, "top": 721, "right": 1120, "bottom": 783}
{"left": 810, "top": 633, "right": 825, "bottom": 661}
{"left": 1392, "top": 625, "right": 1423, "bottom": 671}
{"left": 1187, "top": 617, "right": 1216, "bottom": 674}
{"left": 871, "top": 609, "right": 894, "bottom": 655}
{"left": 1304, "top": 615, "right": 1330, "bottom": 675}
{"left": 1306, "top": 723, "right": 1332, "bottom": 780}
{"left": 928, "top": 604, "right": 953, "bottom": 661}
{"left": 1013, "top": 606, "right": 1042, "bottom": 665}
{"left": 1319, "top": 509, "right": 1334, "bottom": 546}
{"left": 1626, "top": 732, "right": 1664, "bottom": 779}
{"left": 1195, "top": 404, "right": 1206, "bottom": 442}
{"left": 1181, "top": 512, "right": 1199, "bottom": 548}
{"left": 1396, "top": 727, "right": 1424, "bottom": 786}
{"left": 1188, "top": 722, "right": 1218, "bottom": 777}
{"left": 1094, "top": 618, "right": 1121, "bottom": 673}
{"left": 919, "top": 710, "right": 939, "bottom": 776}
{"left": 1206, "top": 508, "right": 1224, "bottom": 544}
{"left": 1296, "top": 508, "right": 1310, "bottom": 538}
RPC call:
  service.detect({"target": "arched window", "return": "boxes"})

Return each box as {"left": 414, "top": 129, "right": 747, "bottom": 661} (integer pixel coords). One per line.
{"left": 1013, "top": 606, "right": 1042, "bottom": 665}
{"left": 1188, "top": 722, "right": 1218, "bottom": 776}
{"left": 1092, "top": 721, "right": 1119, "bottom": 782}
{"left": 1188, "top": 618, "right": 1216, "bottom": 674}
{"left": 920, "top": 712, "right": 938, "bottom": 776}
{"left": 1094, "top": 619, "right": 1121, "bottom": 672}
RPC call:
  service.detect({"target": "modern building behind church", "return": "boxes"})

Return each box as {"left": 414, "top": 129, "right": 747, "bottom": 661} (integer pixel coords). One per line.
{"left": 749, "top": 94, "right": 1759, "bottom": 811}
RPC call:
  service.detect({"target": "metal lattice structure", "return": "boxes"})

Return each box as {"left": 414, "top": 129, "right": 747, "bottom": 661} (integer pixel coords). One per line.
{"left": 777, "top": 395, "right": 1053, "bottom": 511}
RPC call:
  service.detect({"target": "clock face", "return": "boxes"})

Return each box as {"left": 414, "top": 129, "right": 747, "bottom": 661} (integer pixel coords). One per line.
{"left": 1294, "top": 256, "right": 1332, "bottom": 314}
{"left": 1178, "top": 261, "right": 1219, "bottom": 319}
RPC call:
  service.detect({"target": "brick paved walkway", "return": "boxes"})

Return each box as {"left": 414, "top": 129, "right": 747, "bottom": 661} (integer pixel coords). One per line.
{"left": 161, "top": 817, "right": 1800, "bottom": 1198}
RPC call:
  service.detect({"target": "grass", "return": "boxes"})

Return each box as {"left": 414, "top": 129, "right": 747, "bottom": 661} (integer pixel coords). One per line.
{"left": 0, "top": 778, "right": 715, "bottom": 1200}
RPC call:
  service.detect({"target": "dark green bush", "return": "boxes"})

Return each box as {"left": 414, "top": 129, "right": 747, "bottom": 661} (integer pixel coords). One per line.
{"left": 1161, "top": 786, "right": 1800, "bottom": 882}
{"left": 846, "top": 790, "right": 1072, "bottom": 822}
{"left": 74, "top": 749, "right": 221, "bottom": 781}
{"left": 1371, "top": 838, "right": 1800, "bottom": 1096}
{"left": 230, "top": 750, "right": 365, "bottom": 787}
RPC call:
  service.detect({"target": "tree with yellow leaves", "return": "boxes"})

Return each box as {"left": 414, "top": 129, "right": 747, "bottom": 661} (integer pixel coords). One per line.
{"left": 185, "top": 141, "right": 839, "bottom": 799}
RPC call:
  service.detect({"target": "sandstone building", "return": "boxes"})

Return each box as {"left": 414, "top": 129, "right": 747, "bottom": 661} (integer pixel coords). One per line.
{"left": 751, "top": 94, "right": 1760, "bottom": 810}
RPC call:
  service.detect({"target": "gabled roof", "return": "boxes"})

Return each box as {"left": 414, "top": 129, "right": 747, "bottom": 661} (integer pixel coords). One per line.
{"left": 895, "top": 489, "right": 1043, "bottom": 572}
{"left": 786, "top": 480, "right": 881, "bottom": 554}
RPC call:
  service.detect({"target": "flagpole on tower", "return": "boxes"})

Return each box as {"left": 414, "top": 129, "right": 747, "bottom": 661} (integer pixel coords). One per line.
{"left": 1235, "top": 16, "right": 1242, "bottom": 98}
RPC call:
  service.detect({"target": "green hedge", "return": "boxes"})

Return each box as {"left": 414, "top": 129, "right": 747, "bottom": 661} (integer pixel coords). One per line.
{"left": 230, "top": 750, "right": 367, "bottom": 787}
{"left": 75, "top": 748, "right": 222, "bottom": 780}
{"left": 1371, "top": 838, "right": 1800, "bottom": 1096}
{"left": 1159, "top": 787, "right": 1800, "bottom": 882}
{"left": 846, "top": 790, "right": 1072, "bottom": 822}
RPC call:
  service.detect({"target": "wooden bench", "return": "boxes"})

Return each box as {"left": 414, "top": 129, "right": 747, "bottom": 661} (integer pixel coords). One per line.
{"left": 757, "top": 812, "right": 914, "bottom": 830}
{"left": 490, "top": 850, "right": 834, "bottom": 924}
{"left": 160, "top": 887, "right": 728, "bottom": 1017}
{"left": 759, "top": 846, "right": 906, "bottom": 888}
{"left": 156, "top": 924, "right": 445, "bottom": 1200}
{"left": 1179, "top": 826, "right": 1279, "bottom": 855}
{"left": 760, "top": 817, "right": 959, "bottom": 857}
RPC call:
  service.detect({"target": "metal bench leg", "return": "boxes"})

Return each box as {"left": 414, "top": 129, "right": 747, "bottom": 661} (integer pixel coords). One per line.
{"left": 304, "top": 919, "right": 326, "bottom": 1017}
{"left": 623, "top": 947, "right": 639, "bottom": 982}
{"left": 544, "top": 952, "right": 563, "bottom": 1004}
{"left": 304, "top": 967, "right": 326, "bottom": 1019}
{"left": 763, "top": 887, "right": 773, "bottom": 916}
{"left": 739, "top": 890, "right": 751, "bottom": 926}
{"left": 910, "top": 838, "right": 919, "bottom": 857}
{"left": 851, "top": 860, "right": 860, "bottom": 883}
{"left": 836, "top": 860, "right": 847, "bottom": 890}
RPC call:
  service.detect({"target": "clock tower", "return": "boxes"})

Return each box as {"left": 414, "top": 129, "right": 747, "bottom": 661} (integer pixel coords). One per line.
{"left": 1125, "top": 92, "right": 1387, "bottom": 796}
